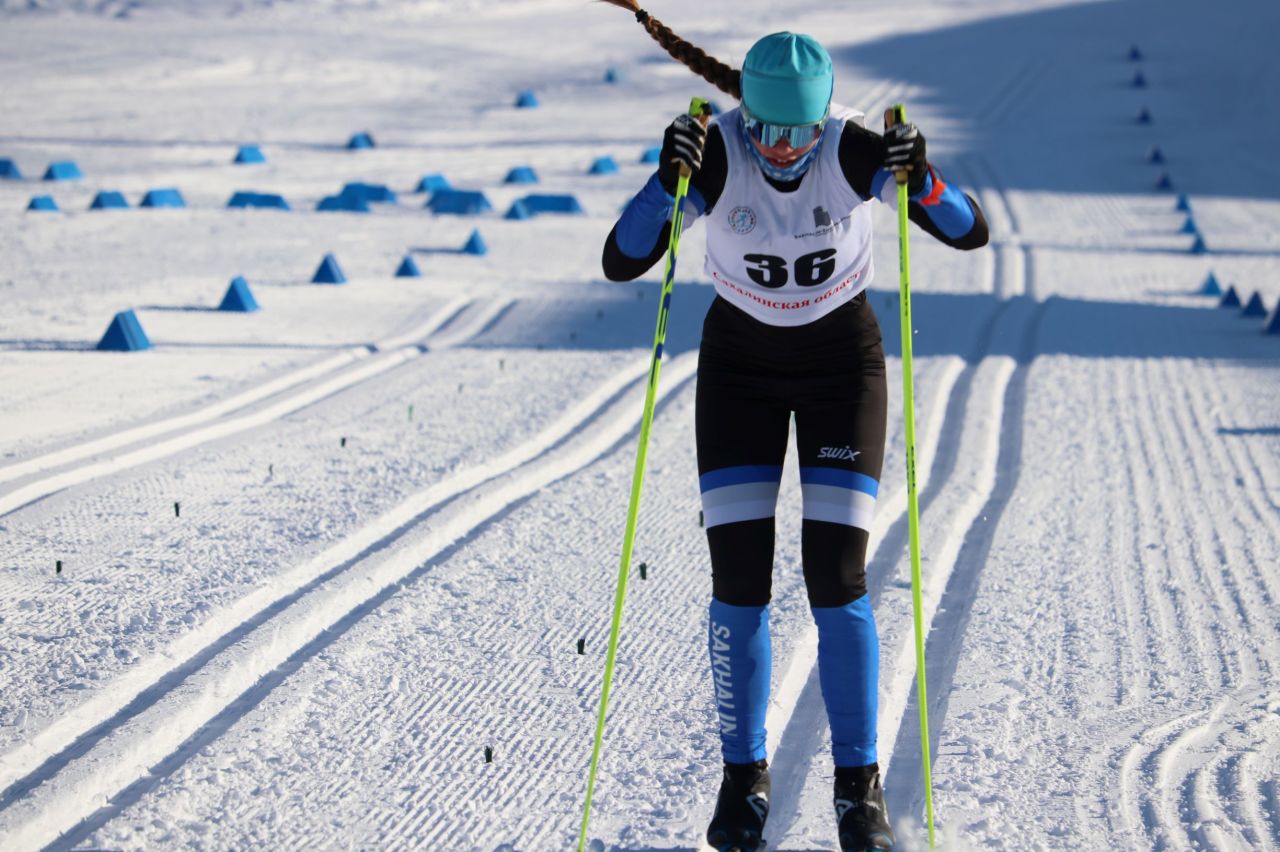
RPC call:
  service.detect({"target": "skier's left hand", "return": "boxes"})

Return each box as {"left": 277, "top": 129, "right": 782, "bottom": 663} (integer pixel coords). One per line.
{"left": 883, "top": 122, "right": 928, "bottom": 195}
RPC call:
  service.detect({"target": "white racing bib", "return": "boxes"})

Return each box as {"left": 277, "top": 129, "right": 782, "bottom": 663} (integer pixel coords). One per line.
{"left": 704, "top": 104, "right": 875, "bottom": 327}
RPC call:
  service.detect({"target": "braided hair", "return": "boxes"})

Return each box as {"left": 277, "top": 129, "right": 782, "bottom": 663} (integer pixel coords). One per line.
{"left": 597, "top": 0, "right": 741, "bottom": 100}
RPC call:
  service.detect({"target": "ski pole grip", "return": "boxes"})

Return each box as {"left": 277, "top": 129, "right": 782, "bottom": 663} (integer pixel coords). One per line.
{"left": 679, "top": 97, "right": 713, "bottom": 179}
{"left": 884, "top": 103, "right": 910, "bottom": 187}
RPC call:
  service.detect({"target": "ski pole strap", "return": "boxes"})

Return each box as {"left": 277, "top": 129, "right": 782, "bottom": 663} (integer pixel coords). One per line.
{"left": 577, "top": 96, "right": 710, "bottom": 852}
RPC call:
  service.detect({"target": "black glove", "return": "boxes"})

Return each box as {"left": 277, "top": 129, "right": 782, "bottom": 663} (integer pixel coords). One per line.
{"left": 657, "top": 113, "right": 707, "bottom": 194}
{"left": 883, "top": 122, "right": 928, "bottom": 195}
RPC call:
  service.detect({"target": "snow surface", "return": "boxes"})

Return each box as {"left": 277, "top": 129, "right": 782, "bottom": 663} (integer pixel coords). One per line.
{"left": 1, "top": 0, "right": 1278, "bottom": 849}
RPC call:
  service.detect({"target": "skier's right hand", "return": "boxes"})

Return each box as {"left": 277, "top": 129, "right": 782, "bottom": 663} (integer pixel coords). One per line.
{"left": 883, "top": 122, "right": 928, "bottom": 195}
{"left": 657, "top": 113, "right": 706, "bottom": 195}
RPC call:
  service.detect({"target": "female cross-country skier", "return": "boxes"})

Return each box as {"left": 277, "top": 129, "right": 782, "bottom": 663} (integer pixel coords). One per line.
{"left": 599, "top": 5, "right": 988, "bottom": 850}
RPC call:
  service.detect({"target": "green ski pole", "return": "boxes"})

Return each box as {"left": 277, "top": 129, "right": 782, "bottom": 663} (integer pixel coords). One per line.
{"left": 885, "top": 102, "right": 937, "bottom": 850}
{"left": 577, "top": 96, "right": 710, "bottom": 852}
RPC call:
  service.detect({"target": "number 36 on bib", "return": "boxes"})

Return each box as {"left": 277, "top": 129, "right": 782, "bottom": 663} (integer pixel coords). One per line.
{"left": 742, "top": 250, "right": 838, "bottom": 288}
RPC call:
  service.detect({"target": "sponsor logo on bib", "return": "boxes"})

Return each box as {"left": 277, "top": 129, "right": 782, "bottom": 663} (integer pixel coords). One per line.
{"left": 728, "top": 206, "right": 757, "bottom": 235}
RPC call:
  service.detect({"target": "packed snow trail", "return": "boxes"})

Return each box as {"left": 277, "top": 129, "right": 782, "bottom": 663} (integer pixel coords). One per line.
{"left": 2, "top": 0, "right": 1279, "bottom": 849}
{"left": 0, "top": 297, "right": 500, "bottom": 516}
{"left": 2, "top": 353, "right": 697, "bottom": 849}
{"left": 0, "top": 339, "right": 637, "bottom": 798}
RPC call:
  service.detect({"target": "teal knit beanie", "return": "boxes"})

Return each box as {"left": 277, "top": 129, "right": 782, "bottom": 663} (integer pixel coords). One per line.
{"left": 740, "top": 32, "right": 834, "bottom": 125}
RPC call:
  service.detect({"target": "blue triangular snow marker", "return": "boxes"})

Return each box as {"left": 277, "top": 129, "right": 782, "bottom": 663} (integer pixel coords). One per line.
{"left": 227, "top": 191, "right": 291, "bottom": 210}
{"left": 89, "top": 191, "right": 129, "bottom": 210}
{"left": 504, "top": 166, "right": 539, "bottom": 185}
{"left": 1241, "top": 292, "right": 1267, "bottom": 318}
{"left": 1155, "top": 172, "right": 1173, "bottom": 191}
{"left": 27, "top": 195, "right": 58, "bottom": 211}
{"left": 312, "top": 253, "right": 347, "bottom": 284}
{"left": 395, "top": 255, "right": 421, "bottom": 278}
{"left": 519, "top": 194, "right": 585, "bottom": 215}
{"left": 1131, "top": 70, "right": 1147, "bottom": 88}
{"left": 1128, "top": 45, "right": 1143, "bottom": 61}
{"left": 1219, "top": 286, "right": 1241, "bottom": 308}
{"left": 1175, "top": 193, "right": 1191, "bottom": 212}
{"left": 515, "top": 90, "right": 539, "bottom": 108}
{"left": 43, "top": 160, "right": 83, "bottom": 181}
{"left": 234, "top": 144, "right": 266, "bottom": 164}
{"left": 640, "top": 146, "right": 662, "bottom": 164}
{"left": 1190, "top": 234, "right": 1207, "bottom": 254}
{"left": 504, "top": 200, "right": 532, "bottom": 220}
{"left": 96, "top": 309, "right": 151, "bottom": 352}
{"left": 416, "top": 174, "right": 451, "bottom": 193}
{"left": 588, "top": 156, "right": 619, "bottom": 175}
{"left": 346, "top": 131, "right": 376, "bottom": 150}
{"left": 0, "top": 158, "right": 21, "bottom": 179}
{"left": 1179, "top": 215, "right": 1197, "bottom": 234}
{"left": 343, "top": 182, "right": 397, "bottom": 204}
{"left": 1264, "top": 303, "right": 1280, "bottom": 335}
{"left": 1198, "top": 272, "right": 1222, "bottom": 296}
{"left": 427, "top": 189, "right": 492, "bottom": 215}
{"left": 140, "top": 188, "right": 186, "bottom": 208}
{"left": 1137, "top": 107, "right": 1152, "bottom": 125}
{"left": 218, "top": 276, "right": 260, "bottom": 312}
{"left": 604, "top": 67, "right": 622, "bottom": 84}
{"left": 462, "top": 230, "right": 487, "bottom": 256}
{"left": 317, "top": 194, "right": 371, "bottom": 213}
{"left": 1147, "top": 146, "right": 1165, "bottom": 164}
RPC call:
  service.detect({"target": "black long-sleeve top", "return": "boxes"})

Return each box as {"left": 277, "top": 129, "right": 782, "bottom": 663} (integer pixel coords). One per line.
{"left": 602, "top": 120, "right": 988, "bottom": 282}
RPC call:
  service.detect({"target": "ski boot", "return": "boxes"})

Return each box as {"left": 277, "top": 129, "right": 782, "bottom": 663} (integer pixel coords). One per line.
{"left": 706, "top": 759, "right": 770, "bottom": 851}
{"left": 834, "top": 764, "right": 894, "bottom": 851}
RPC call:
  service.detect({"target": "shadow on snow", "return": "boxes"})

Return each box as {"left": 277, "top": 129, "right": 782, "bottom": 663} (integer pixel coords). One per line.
{"left": 1, "top": 284, "right": 1274, "bottom": 364}
{"left": 832, "top": 0, "right": 1280, "bottom": 201}
{"left": 465, "top": 283, "right": 1280, "bottom": 367}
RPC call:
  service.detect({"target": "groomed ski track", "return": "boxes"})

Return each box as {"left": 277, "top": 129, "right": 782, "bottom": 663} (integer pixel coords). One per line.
{"left": 0, "top": 296, "right": 502, "bottom": 517}
{"left": 1, "top": 341, "right": 698, "bottom": 849}
{"left": 3, "top": 0, "right": 1280, "bottom": 848}
{"left": 0, "top": 294, "right": 547, "bottom": 767}
{"left": 735, "top": 151, "right": 1043, "bottom": 850}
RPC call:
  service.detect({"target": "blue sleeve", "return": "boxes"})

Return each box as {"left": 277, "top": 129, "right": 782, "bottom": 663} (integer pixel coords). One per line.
{"left": 870, "top": 169, "right": 893, "bottom": 202}
{"left": 908, "top": 168, "right": 977, "bottom": 240}
{"left": 871, "top": 165, "right": 987, "bottom": 250}
{"left": 615, "top": 172, "right": 706, "bottom": 258}
{"left": 872, "top": 166, "right": 983, "bottom": 245}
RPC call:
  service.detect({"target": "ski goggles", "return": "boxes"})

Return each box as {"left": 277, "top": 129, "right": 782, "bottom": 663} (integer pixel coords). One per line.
{"left": 741, "top": 103, "right": 829, "bottom": 149}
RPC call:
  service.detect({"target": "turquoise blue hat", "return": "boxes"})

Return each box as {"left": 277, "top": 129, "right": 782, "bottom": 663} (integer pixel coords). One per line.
{"left": 740, "top": 32, "right": 833, "bottom": 125}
